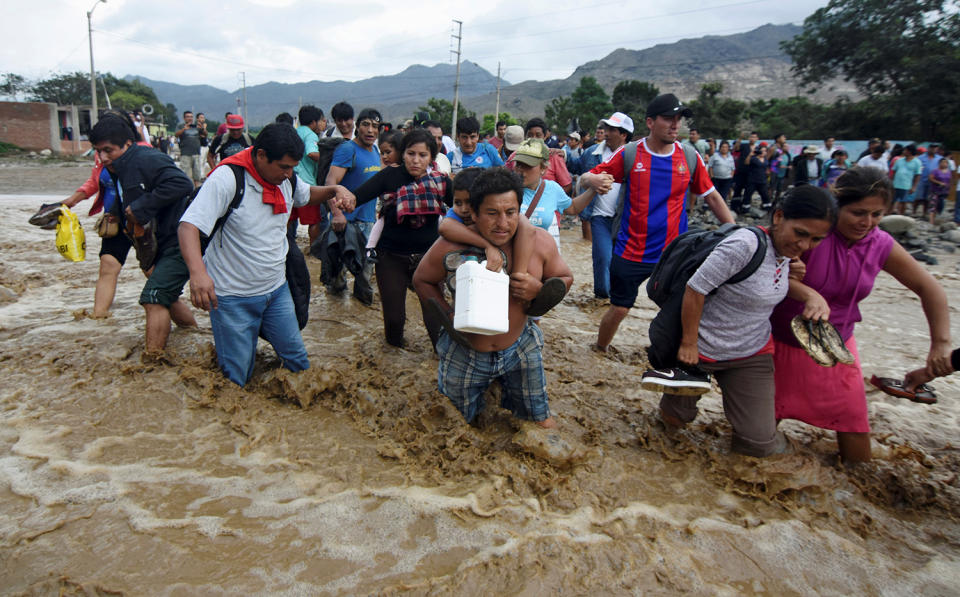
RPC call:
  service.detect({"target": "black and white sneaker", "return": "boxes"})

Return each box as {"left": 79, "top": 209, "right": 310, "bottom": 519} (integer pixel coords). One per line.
{"left": 640, "top": 367, "right": 712, "bottom": 396}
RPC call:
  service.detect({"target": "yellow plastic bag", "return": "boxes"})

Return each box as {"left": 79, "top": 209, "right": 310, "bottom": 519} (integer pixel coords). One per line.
{"left": 55, "top": 206, "right": 86, "bottom": 262}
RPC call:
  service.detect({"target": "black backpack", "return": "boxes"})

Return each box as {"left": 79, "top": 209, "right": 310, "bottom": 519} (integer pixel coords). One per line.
{"left": 315, "top": 136, "right": 346, "bottom": 186}
{"left": 191, "top": 164, "right": 310, "bottom": 330}
{"left": 645, "top": 223, "right": 767, "bottom": 369}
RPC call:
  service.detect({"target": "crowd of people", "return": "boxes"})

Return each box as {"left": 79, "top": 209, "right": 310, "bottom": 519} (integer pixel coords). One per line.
{"left": 39, "top": 92, "right": 958, "bottom": 463}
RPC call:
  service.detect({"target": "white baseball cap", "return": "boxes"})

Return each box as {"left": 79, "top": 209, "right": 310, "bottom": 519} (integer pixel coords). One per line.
{"left": 600, "top": 112, "right": 634, "bottom": 134}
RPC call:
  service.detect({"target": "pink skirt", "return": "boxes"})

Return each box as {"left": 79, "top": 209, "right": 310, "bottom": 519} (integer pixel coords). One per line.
{"left": 773, "top": 336, "right": 870, "bottom": 433}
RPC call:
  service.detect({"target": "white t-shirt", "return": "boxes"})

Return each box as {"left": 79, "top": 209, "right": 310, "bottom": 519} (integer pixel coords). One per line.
{"left": 433, "top": 153, "right": 452, "bottom": 175}
{"left": 857, "top": 154, "right": 888, "bottom": 173}
{"left": 181, "top": 166, "right": 310, "bottom": 297}
{"left": 592, "top": 142, "right": 623, "bottom": 217}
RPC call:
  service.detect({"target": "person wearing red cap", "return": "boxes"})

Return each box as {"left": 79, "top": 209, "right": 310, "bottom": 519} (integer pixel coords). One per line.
{"left": 207, "top": 114, "right": 252, "bottom": 171}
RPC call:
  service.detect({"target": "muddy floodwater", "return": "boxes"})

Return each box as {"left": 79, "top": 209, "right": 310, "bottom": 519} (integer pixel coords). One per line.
{"left": 2, "top": 159, "right": 960, "bottom": 595}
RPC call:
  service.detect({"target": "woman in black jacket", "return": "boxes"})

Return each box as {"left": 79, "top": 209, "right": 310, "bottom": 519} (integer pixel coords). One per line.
{"left": 352, "top": 128, "right": 453, "bottom": 348}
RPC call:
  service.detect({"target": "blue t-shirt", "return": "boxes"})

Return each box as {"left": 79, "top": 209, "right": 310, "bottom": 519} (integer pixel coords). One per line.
{"left": 444, "top": 207, "right": 464, "bottom": 223}
{"left": 294, "top": 125, "right": 320, "bottom": 185}
{"left": 448, "top": 143, "right": 504, "bottom": 173}
{"left": 332, "top": 140, "right": 381, "bottom": 222}
{"left": 99, "top": 166, "right": 118, "bottom": 211}
{"left": 520, "top": 180, "right": 571, "bottom": 231}
{"left": 892, "top": 157, "right": 923, "bottom": 190}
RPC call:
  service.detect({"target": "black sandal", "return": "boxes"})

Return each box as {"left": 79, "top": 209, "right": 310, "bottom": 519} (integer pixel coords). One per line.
{"left": 526, "top": 277, "right": 568, "bottom": 317}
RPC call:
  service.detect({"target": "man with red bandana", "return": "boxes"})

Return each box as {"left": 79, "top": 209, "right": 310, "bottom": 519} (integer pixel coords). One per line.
{"left": 178, "top": 124, "right": 355, "bottom": 386}
{"left": 580, "top": 94, "right": 734, "bottom": 351}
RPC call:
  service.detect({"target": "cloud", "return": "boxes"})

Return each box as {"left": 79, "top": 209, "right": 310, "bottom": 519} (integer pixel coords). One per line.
{"left": 0, "top": 0, "right": 830, "bottom": 90}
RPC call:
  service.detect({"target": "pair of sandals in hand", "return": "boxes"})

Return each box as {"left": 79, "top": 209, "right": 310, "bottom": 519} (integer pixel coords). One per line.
{"left": 427, "top": 248, "right": 568, "bottom": 349}
{"left": 791, "top": 315, "right": 937, "bottom": 404}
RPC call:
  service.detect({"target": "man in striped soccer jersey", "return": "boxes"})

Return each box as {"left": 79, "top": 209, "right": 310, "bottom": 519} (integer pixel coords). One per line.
{"left": 580, "top": 94, "right": 735, "bottom": 352}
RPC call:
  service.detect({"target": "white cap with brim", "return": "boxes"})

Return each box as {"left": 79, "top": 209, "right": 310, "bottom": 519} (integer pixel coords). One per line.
{"left": 504, "top": 125, "right": 525, "bottom": 151}
{"left": 600, "top": 112, "right": 635, "bottom": 134}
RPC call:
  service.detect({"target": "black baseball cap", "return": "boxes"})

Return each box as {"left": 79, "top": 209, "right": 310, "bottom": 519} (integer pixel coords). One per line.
{"left": 645, "top": 93, "right": 693, "bottom": 119}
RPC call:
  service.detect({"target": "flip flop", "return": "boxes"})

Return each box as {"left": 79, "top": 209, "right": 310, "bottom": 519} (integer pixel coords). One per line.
{"left": 790, "top": 315, "right": 836, "bottom": 367}
{"left": 526, "top": 277, "right": 568, "bottom": 317}
{"left": 869, "top": 375, "right": 938, "bottom": 404}
{"left": 425, "top": 297, "right": 471, "bottom": 350}
{"left": 815, "top": 319, "right": 855, "bottom": 365}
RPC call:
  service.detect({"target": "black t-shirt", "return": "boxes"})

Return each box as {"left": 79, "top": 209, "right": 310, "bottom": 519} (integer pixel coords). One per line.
{"left": 210, "top": 132, "right": 251, "bottom": 161}
{"left": 354, "top": 165, "right": 453, "bottom": 255}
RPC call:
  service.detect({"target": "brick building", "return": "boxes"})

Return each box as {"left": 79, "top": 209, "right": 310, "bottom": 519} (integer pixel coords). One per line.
{"left": 0, "top": 101, "right": 93, "bottom": 155}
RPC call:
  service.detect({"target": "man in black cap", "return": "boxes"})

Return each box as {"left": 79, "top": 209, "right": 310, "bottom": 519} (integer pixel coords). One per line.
{"left": 580, "top": 93, "right": 734, "bottom": 352}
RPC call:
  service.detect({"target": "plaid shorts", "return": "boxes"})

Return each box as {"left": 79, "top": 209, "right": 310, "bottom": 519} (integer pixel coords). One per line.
{"left": 437, "top": 320, "right": 550, "bottom": 423}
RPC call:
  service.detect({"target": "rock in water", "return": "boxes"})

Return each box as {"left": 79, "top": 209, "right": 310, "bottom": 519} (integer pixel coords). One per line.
{"left": 878, "top": 215, "right": 915, "bottom": 235}
{"left": 512, "top": 424, "right": 588, "bottom": 466}
{"left": 941, "top": 229, "right": 960, "bottom": 244}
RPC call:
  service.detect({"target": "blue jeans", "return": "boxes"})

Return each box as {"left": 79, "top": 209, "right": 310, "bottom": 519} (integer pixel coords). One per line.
{"left": 209, "top": 281, "right": 309, "bottom": 386}
{"left": 589, "top": 215, "right": 614, "bottom": 298}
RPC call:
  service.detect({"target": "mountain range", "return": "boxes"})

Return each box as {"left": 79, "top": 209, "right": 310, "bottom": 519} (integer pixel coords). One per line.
{"left": 126, "top": 23, "right": 857, "bottom": 128}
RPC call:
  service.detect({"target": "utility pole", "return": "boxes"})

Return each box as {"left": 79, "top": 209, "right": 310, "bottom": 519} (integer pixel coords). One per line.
{"left": 494, "top": 61, "right": 501, "bottom": 126}
{"left": 450, "top": 20, "right": 463, "bottom": 140}
{"left": 239, "top": 72, "right": 248, "bottom": 133}
{"left": 86, "top": 0, "right": 106, "bottom": 126}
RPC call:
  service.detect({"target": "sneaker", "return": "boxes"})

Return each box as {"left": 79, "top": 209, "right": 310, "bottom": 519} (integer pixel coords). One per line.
{"left": 28, "top": 202, "right": 63, "bottom": 227}
{"left": 640, "top": 367, "right": 712, "bottom": 396}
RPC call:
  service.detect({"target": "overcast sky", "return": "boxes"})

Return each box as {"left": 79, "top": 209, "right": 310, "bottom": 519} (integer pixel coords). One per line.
{"left": 3, "top": 0, "right": 830, "bottom": 92}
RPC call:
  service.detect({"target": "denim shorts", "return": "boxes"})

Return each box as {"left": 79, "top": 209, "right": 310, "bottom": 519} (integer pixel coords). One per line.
{"left": 437, "top": 320, "right": 550, "bottom": 423}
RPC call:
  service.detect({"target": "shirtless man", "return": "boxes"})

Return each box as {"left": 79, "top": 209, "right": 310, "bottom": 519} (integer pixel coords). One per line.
{"left": 413, "top": 167, "right": 573, "bottom": 428}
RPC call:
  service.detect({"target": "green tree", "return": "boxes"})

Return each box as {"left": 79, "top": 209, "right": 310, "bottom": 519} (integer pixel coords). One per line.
{"left": 687, "top": 83, "right": 746, "bottom": 139}
{"left": 415, "top": 98, "right": 475, "bottom": 132}
{"left": 611, "top": 80, "right": 658, "bottom": 120}
{"left": 480, "top": 112, "right": 518, "bottom": 136}
{"left": 26, "top": 72, "right": 175, "bottom": 130}
{"left": 30, "top": 71, "right": 91, "bottom": 105}
{"left": 544, "top": 77, "right": 613, "bottom": 134}
{"left": 544, "top": 96, "right": 576, "bottom": 134}
{"left": 570, "top": 77, "right": 612, "bottom": 133}
{"left": 782, "top": 0, "right": 960, "bottom": 138}
{"left": 0, "top": 73, "right": 31, "bottom": 100}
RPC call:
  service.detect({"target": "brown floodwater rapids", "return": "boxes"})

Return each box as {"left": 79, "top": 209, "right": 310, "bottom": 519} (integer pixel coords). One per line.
{"left": 2, "top": 167, "right": 960, "bottom": 594}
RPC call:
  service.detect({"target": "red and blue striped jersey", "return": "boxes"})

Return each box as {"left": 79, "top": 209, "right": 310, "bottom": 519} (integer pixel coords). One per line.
{"left": 590, "top": 139, "right": 715, "bottom": 264}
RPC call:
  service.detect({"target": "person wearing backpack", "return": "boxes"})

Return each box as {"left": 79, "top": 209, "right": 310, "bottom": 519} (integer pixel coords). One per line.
{"left": 642, "top": 187, "right": 835, "bottom": 457}
{"left": 206, "top": 114, "right": 252, "bottom": 171}
{"left": 178, "top": 124, "right": 356, "bottom": 387}
{"left": 289, "top": 105, "right": 329, "bottom": 244}
{"left": 579, "top": 94, "right": 735, "bottom": 353}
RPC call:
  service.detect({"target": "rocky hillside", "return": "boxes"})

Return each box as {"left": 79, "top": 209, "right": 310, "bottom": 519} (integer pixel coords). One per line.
{"left": 129, "top": 23, "right": 858, "bottom": 127}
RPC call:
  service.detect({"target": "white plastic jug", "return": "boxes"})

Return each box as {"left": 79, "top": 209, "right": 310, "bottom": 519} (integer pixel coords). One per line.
{"left": 453, "top": 258, "right": 509, "bottom": 335}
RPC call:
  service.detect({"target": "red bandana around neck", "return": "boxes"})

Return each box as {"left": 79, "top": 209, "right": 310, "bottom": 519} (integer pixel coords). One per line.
{"left": 216, "top": 147, "right": 287, "bottom": 214}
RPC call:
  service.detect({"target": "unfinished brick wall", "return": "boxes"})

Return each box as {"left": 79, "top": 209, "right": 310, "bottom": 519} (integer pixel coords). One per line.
{"left": 0, "top": 102, "right": 56, "bottom": 151}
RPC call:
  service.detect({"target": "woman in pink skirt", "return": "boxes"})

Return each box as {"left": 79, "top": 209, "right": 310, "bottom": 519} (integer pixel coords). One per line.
{"left": 770, "top": 167, "right": 952, "bottom": 463}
